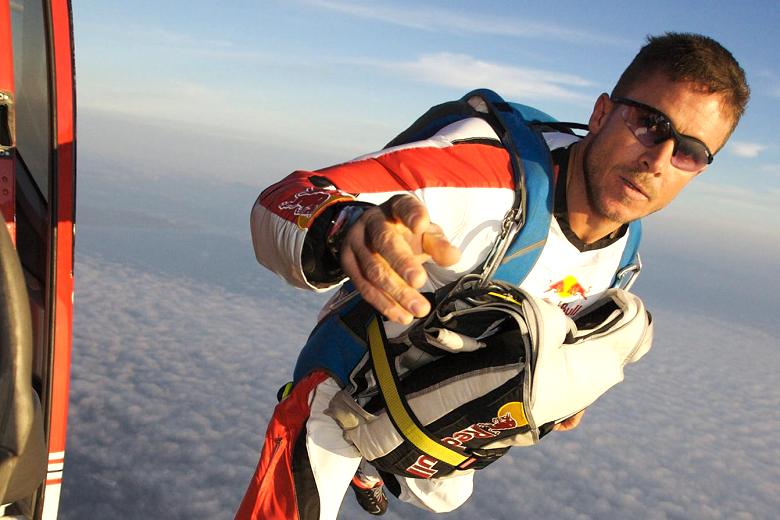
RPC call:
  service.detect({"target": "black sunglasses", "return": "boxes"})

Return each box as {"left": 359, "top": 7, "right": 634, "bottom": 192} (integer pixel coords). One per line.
{"left": 610, "top": 96, "right": 714, "bottom": 172}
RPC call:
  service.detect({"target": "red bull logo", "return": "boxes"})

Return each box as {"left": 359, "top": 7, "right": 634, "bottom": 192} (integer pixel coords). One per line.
{"left": 484, "top": 411, "right": 521, "bottom": 432}
{"left": 405, "top": 405, "right": 526, "bottom": 478}
{"left": 407, "top": 455, "right": 439, "bottom": 478}
{"left": 278, "top": 188, "right": 351, "bottom": 228}
{"left": 546, "top": 275, "right": 589, "bottom": 300}
{"left": 441, "top": 413, "right": 517, "bottom": 449}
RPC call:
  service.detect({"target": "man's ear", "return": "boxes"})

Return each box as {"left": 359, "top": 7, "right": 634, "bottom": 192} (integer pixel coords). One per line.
{"left": 588, "top": 93, "right": 613, "bottom": 134}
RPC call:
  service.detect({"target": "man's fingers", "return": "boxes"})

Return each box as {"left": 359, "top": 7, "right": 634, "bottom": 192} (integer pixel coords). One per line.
{"left": 343, "top": 228, "right": 431, "bottom": 323}
{"left": 342, "top": 196, "right": 457, "bottom": 322}
{"left": 388, "top": 195, "right": 430, "bottom": 235}
{"left": 422, "top": 225, "right": 461, "bottom": 267}
{"left": 356, "top": 249, "right": 431, "bottom": 319}
{"left": 553, "top": 409, "right": 586, "bottom": 432}
{"left": 364, "top": 215, "right": 428, "bottom": 288}
{"left": 386, "top": 198, "right": 460, "bottom": 266}
{"left": 341, "top": 246, "right": 413, "bottom": 324}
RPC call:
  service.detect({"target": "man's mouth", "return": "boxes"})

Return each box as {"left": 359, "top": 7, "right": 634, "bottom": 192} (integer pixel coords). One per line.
{"left": 621, "top": 177, "right": 649, "bottom": 200}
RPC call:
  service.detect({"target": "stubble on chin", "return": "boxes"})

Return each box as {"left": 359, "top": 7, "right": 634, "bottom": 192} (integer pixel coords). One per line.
{"left": 582, "top": 139, "right": 653, "bottom": 225}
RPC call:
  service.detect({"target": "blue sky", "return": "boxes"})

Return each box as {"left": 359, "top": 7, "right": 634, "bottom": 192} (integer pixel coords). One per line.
{"left": 74, "top": 0, "right": 779, "bottom": 188}
{"left": 63, "top": 2, "right": 780, "bottom": 518}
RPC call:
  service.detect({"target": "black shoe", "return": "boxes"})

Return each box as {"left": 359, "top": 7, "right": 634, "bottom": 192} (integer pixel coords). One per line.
{"left": 350, "top": 471, "right": 388, "bottom": 515}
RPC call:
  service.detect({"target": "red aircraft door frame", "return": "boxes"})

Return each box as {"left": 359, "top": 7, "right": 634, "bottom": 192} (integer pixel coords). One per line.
{"left": 0, "top": 0, "right": 15, "bottom": 240}
{"left": 44, "top": 1, "right": 75, "bottom": 518}
{"left": 0, "top": 1, "right": 75, "bottom": 518}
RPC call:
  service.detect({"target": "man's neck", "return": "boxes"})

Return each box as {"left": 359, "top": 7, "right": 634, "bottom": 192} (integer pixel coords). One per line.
{"left": 565, "top": 141, "right": 625, "bottom": 245}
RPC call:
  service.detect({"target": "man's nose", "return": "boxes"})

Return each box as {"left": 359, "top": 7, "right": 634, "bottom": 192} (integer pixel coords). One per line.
{"left": 638, "top": 138, "right": 676, "bottom": 174}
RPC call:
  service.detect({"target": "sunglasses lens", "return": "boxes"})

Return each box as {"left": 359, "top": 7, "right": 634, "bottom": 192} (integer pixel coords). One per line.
{"left": 670, "top": 140, "right": 709, "bottom": 171}
{"left": 621, "top": 104, "right": 710, "bottom": 172}
{"left": 622, "top": 106, "right": 668, "bottom": 147}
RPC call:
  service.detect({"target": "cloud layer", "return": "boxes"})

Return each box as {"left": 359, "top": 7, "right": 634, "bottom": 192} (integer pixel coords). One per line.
{"left": 62, "top": 254, "right": 324, "bottom": 519}
{"left": 61, "top": 216, "right": 780, "bottom": 519}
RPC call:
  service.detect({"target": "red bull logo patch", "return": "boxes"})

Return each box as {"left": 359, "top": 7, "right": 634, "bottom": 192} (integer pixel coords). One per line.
{"left": 278, "top": 188, "right": 352, "bottom": 228}
{"left": 546, "top": 275, "right": 588, "bottom": 299}
{"left": 405, "top": 404, "right": 526, "bottom": 478}
{"left": 546, "top": 275, "right": 590, "bottom": 316}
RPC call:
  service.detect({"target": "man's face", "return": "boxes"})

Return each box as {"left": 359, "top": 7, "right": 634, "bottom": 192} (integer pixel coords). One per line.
{"left": 580, "top": 74, "right": 734, "bottom": 225}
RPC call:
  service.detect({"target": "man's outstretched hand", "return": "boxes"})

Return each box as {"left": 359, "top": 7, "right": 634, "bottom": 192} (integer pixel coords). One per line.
{"left": 339, "top": 194, "right": 461, "bottom": 324}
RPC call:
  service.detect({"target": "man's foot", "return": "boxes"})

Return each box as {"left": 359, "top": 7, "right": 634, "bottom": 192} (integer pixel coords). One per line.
{"left": 349, "top": 469, "right": 388, "bottom": 515}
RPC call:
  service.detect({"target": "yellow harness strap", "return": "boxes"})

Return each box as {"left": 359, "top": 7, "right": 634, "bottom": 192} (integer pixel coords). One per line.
{"left": 366, "top": 317, "right": 471, "bottom": 468}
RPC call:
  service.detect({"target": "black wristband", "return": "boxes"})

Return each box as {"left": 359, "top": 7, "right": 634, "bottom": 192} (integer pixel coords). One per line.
{"left": 301, "top": 202, "right": 372, "bottom": 284}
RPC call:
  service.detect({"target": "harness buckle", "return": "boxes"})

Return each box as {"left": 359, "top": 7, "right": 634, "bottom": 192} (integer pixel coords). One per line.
{"left": 614, "top": 254, "right": 643, "bottom": 291}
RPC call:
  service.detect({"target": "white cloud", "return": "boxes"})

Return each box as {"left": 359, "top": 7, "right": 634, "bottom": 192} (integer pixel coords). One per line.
{"left": 304, "top": 0, "right": 632, "bottom": 46}
{"left": 58, "top": 167, "right": 780, "bottom": 519}
{"left": 728, "top": 140, "right": 768, "bottom": 157}
{"left": 62, "top": 251, "right": 780, "bottom": 520}
{"left": 385, "top": 53, "right": 595, "bottom": 104}
{"left": 63, "top": 254, "right": 324, "bottom": 519}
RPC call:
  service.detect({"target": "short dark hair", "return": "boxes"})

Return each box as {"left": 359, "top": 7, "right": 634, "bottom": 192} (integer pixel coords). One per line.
{"left": 612, "top": 32, "right": 750, "bottom": 132}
